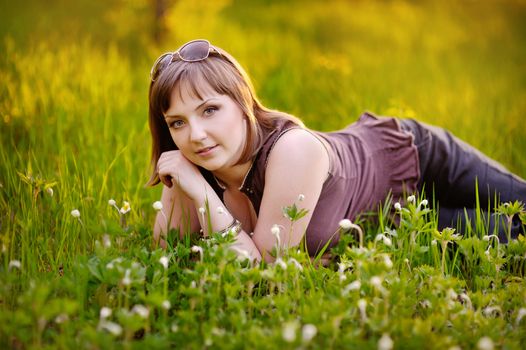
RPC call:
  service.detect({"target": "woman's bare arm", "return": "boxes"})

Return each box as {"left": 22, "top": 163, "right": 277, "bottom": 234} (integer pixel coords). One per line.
{"left": 245, "top": 129, "right": 330, "bottom": 262}
{"left": 153, "top": 184, "right": 200, "bottom": 247}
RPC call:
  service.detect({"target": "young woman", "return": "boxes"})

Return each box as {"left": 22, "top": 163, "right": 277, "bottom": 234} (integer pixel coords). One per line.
{"left": 148, "top": 39, "right": 526, "bottom": 262}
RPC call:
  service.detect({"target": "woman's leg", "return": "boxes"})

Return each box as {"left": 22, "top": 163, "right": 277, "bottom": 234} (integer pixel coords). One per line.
{"left": 399, "top": 118, "right": 526, "bottom": 241}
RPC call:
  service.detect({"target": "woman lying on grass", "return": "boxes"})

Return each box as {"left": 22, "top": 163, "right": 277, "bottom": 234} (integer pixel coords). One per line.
{"left": 148, "top": 39, "right": 526, "bottom": 262}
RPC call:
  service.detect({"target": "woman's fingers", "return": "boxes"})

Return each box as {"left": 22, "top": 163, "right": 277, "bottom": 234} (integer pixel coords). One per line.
{"left": 160, "top": 174, "right": 173, "bottom": 188}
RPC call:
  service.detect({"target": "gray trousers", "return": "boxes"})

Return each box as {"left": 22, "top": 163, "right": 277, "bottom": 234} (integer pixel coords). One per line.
{"left": 399, "top": 118, "right": 526, "bottom": 241}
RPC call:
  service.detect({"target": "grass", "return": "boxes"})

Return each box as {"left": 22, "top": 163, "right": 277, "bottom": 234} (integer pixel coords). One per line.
{"left": 1, "top": 0, "right": 526, "bottom": 348}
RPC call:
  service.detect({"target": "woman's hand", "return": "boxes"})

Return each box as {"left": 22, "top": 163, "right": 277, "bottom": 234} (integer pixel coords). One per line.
{"left": 157, "top": 150, "right": 208, "bottom": 201}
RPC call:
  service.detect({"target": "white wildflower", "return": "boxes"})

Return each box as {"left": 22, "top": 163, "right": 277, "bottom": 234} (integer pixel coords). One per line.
{"left": 162, "top": 300, "right": 171, "bottom": 310}
{"left": 100, "top": 307, "right": 112, "bottom": 319}
{"left": 482, "top": 306, "right": 502, "bottom": 318}
{"left": 339, "top": 219, "right": 352, "bottom": 230}
{"left": 477, "top": 336, "right": 494, "bottom": 350}
{"left": 152, "top": 201, "right": 163, "bottom": 211}
{"left": 378, "top": 333, "right": 394, "bottom": 350}
{"left": 298, "top": 194, "right": 305, "bottom": 202}
{"left": 100, "top": 321, "right": 123, "bottom": 336}
{"left": 420, "top": 299, "right": 432, "bottom": 309}
{"left": 171, "top": 323, "right": 179, "bottom": 332}
{"left": 54, "top": 313, "right": 68, "bottom": 324}
{"left": 370, "top": 276, "right": 388, "bottom": 295}
{"left": 343, "top": 280, "right": 361, "bottom": 294}
{"left": 46, "top": 187, "right": 54, "bottom": 197}
{"left": 71, "top": 209, "right": 81, "bottom": 218}
{"left": 132, "top": 304, "right": 149, "bottom": 319}
{"left": 338, "top": 261, "right": 350, "bottom": 274}
{"left": 484, "top": 234, "right": 499, "bottom": 244}
{"left": 191, "top": 245, "right": 203, "bottom": 254}
{"left": 383, "top": 255, "right": 393, "bottom": 269}
{"left": 516, "top": 308, "right": 526, "bottom": 325}
{"left": 458, "top": 293, "right": 472, "bottom": 309}
{"left": 407, "top": 195, "right": 416, "bottom": 204}
{"left": 8, "top": 260, "right": 21, "bottom": 270}
{"left": 420, "top": 199, "right": 428, "bottom": 207}
{"left": 282, "top": 321, "right": 298, "bottom": 343}
{"left": 289, "top": 258, "right": 303, "bottom": 272}
{"left": 190, "top": 280, "right": 197, "bottom": 288}
{"left": 375, "top": 234, "right": 392, "bottom": 246}
{"left": 275, "top": 258, "right": 287, "bottom": 270}
{"left": 301, "top": 324, "right": 317, "bottom": 343}
{"left": 159, "top": 256, "right": 169, "bottom": 269}
{"left": 216, "top": 206, "right": 225, "bottom": 215}
{"left": 271, "top": 224, "right": 281, "bottom": 246}
{"left": 447, "top": 289, "right": 458, "bottom": 300}
{"left": 102, "top": 234, "right": 111, "bottom": 248}
{"left": 357, "top": 299, "right": 367, "bottom": 321}
{"left": 108, "top": 199, "right": 116, "bottom": 206}
{"left": 370, "top": 276, "right": 382, "bottom": 288}
{"left": 191, "top": 246, "right": 204, "bottom": 261}
{"left": 431, "top": 239, "right": 437, "bottom": 246}
{"left": 119, "top": 201, "right": 131, "bottom": 215}
{"left": 394, "top": 202, "right": 402, "bottom": 211}
{"left": 121, "top": 269, "right": 131, "bottom": 286}
{"left": 106, "top": 262, "right": 114, "bottom": 269}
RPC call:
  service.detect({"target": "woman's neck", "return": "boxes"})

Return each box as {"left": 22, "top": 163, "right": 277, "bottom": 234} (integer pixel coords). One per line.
{"left": 212, "top": 160, "right": 253, "bottom": 190}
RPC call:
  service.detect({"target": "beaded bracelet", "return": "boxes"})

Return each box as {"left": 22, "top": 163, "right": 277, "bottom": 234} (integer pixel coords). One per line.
{"left": 217, "top": 218, "right": 242, "bottom": 237}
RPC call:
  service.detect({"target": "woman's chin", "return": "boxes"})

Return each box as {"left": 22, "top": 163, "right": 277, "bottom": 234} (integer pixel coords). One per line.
{"left": 196, "top": 160, "right": 223, "bottom": 172}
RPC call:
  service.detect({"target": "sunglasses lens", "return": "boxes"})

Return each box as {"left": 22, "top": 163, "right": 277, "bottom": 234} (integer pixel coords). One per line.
{"left": 150, "top": 53, "right": 173, "bottom": 81}
{"left": 178, "top": 40, "right": 210, "bottom": 61}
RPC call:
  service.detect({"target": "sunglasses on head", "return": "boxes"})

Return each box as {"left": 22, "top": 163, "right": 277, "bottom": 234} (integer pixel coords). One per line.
{"left": 150, "top": 39, "right": 219, "bottom": 82}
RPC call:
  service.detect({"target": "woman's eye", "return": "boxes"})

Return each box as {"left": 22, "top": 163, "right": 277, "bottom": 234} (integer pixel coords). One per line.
{"left": 204, "top": 106, "right": 218, "bottom": 116}
{"left": 170, "top": 120, "right": 185, "bottom": 129}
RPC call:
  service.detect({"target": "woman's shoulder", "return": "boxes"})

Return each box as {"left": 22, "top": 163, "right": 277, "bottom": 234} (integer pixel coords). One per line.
{"left": 268, "top": 128, "right": 330, "bottom": 169}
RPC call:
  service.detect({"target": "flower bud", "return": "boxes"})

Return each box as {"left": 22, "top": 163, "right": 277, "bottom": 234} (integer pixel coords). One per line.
{"left": 339, "top": 219, "right": 352, "bottom": 230}
{"left": 100, "top": 307, "right": 112, "bottom": 319}
{"left": 152, "top": 201, "right": 163, "bottom": 211}
{"left": 159, "top": 256, "right": 169, "bottom": 269}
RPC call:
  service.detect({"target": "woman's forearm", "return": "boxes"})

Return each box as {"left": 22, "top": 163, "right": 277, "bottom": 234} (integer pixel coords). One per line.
{"left": 230, "top": 231, "right": 262, "bottom": 262}
{"left": 192, "top": 186, "right": 263, "bottom": 262}
{"left": 192, "top": 187, "right": 236, "bottom": 236}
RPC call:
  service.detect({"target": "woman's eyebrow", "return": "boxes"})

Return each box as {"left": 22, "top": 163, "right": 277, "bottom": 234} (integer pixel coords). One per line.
{"left": 164, "top": 98, "right": 217, "bottom": 119}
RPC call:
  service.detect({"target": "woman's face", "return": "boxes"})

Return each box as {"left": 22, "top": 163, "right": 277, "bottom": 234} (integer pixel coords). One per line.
{"left": 163, "top": 85, "right": 247, "bottom": 172}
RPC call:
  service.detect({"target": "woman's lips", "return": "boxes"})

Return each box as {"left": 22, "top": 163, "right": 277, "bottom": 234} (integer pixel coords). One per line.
{"left": 196, "top": 145, "right": 218, "bottom": 156}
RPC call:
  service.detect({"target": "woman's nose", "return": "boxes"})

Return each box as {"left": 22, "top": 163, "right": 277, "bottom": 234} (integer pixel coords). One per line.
{"left": 189, "top": 121, "right": 207, "bottom": 142}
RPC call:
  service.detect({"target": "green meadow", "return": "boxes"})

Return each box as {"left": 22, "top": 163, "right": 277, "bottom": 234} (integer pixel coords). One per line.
{"left": 1, "top": 0, "right": 526, "bottom": 348}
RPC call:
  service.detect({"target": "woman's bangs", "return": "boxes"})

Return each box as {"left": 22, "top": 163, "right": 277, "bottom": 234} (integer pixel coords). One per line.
{"left": 174, "top": 64, "right": 228, "bottom": 104}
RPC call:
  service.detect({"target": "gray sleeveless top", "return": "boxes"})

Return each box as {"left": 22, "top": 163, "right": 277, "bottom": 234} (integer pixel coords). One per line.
{"left": 201, "top": 112, "right": 420, "bottom": 255}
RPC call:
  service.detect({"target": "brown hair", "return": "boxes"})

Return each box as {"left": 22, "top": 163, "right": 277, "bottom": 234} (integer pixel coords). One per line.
{"left": 147, "top": 44, "right": 304, "bottom": 186}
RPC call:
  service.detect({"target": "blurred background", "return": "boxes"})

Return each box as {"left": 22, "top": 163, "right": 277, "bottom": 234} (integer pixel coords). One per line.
{"left": 1, "top": 0, "right": 526, "bottom": 268}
